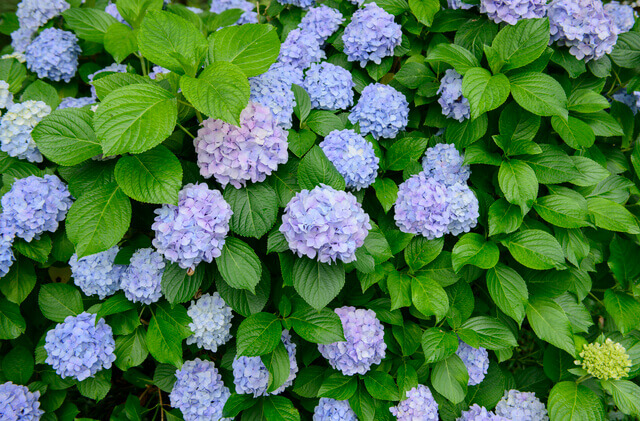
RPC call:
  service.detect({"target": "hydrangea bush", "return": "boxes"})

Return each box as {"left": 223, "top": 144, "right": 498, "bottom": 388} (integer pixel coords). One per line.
{"left": 0, "top": 0, "right": 639, "bottom": 419}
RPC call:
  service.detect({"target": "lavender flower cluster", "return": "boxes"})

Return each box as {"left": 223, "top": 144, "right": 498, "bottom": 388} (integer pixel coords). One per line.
{"left": 12, "top": 0, "right": 69, "bottom": 52}
{"left": 342, "top": 3, "right": 402, "bottom": 66}
{"left": 313, "top": 398, "right": 357, "bottom": 421}
{"left": 448, "top": 0, "right": 475, "bottom": 9}
{"left": 480, "top": 0, "right": 547, "bottom": 25}
{"left": 120, "top": 248, "right": 165, "bottom": 305}
{"left": 44, "top": 312, "right": 116, "bottom": 381}
{"left": 186, "top": 292, "right": 233, "bottom": 352}
{"left": 58, "top": 96, "right": 96, "bottom": 109}
{"left": 438, "top": 69, "right": 470, "bottom": 122}
{"left": 0, "top": 381, "right": 43, "bottom": 421}
{"left": 494, "top": 390, "right": 549, "bottom": 421}
{"left": 0, "top": 217, "right": 15, "bottom": 277}
{"left": 194, "top": 101, "right": 289, "bottom": 187}
{"left": 0, "top": 100, "right": 51, "bottom": 162}
{"left": 604, "top": 1, "right": 636, "bottom": 34}
{"left": 422, "top": 143, "right": 471, "bottom": 185}
{"left": 278, "top": 29, "right": 326, "bottom": 70}
{"left": 69, "top": 246, "right": 126, "bottom": 299}
{"left": 169, "top": 359, "right": 231, "bottom": 421}
{"left": 152, "top": 183, "right": 232, "bottom": 270}
{"left": 299, "top": 6, "right": 344, "bottom": 43}
{"left": 318, "top": 306, "right": 386, "bottom": 376}
{"left": 280, "top": 185, "right": 371, "bottom": 263}
{"left": 0, "top": 81, "right": 14, "bottom": 110}
{"left": 209, "top": 0, "right": 258, "bottom": 25}
{"left": 349, "top": 83, "right": 409, "bottom": 139}
{"left": 250, "top": 69, "right": 298, "bottom": 129}
{"left": 303, "top": 62, "right": 355, "bottom": 110}
{"left": 25, "top": 28, "right": 81, "bottom": 83}
{"left": 458, "top": 404, "right": 509, "bottom": 421}
{"left": 233, "top": 331, "right": 298, "bottom": 396}
{"left": 456, "top": 340, "right": 489, "bottom": 385}
{"left": 390, "top": 385, "right": 439, "bottom": 420}
{"left": 277, "top": 0, "right": 316, "bottom": 9}
{"left": 320, "top": 129, "right": 379, "bottom": 190}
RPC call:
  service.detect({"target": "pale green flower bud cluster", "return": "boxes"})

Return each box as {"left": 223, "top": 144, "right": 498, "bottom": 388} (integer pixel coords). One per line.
{"left": 577, "top": 338, "right": 632, "bottom": 380}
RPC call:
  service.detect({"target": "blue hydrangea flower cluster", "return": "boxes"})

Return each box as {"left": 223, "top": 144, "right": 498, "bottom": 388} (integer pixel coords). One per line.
{"left": 342, "top": 3, "right": 402, "bottom": 66}
{"left": 613, "top": 89, "right": 640, "bottom": 114}
{"left": 276, "top": 0, "right": 316, "bottom": 9}
{"left": 25, "top": 28, "right": 81, "bottom": 83}
{"left": 11, "top": 28, "right": 35, "bottom": 55}
{"left": 0, "top": 81, "right": 14, "bottom": 110}
{"left": 299, "top": 6, "right": 344, "bottom": 43}
{"left": 604, "top": 1, "right": 636, "bottom": 34}
{"left": 0, "top": 216, "right": 15, "bottom": 278}
{"left": 278, "top": 29, "right": 326, "bottom": 70}
{"left": 69, "top": 246, "right": 125, "bottom": 299}
{"left": 0, "top": 381, "right": 44, "bottom": 421}
{"left": 394, "top": 171, "right": 479, "bottom": 239}
{"left": 268, "top": 62, "right": 304, "bottom": 86}
{"left": 58, "top": 96, "right": 96, "bottom": 109}
{"left": 548, "top": 0, "right": 618, "bottom": 62}
{"left": 233, "top": 330, "right": 298, "bottom": 397}
{"left": 422, "top": 143, "right": 470, "bottom": 186}
{"left": 210, "top": 0, "right": 258, "bottom": 24}
{"left": 494, "top": 390, "right": 549, "bottom": 421}
{"left": 120, "top": 248, "right": 165, "bottom": 305}
{"left": 318, "top": 306, "right": 386, "bottom": 376}
{"left": 480, "top": 0, "right": 546, "bottom": 25}
{"left": 250, "top": 70, "right": 297, "bottom": 129}
{"left": 89, "top": 64, "right": 128, "bottom": 97}
{"left": 152, "top": 183, "right": 232, "bottom": 270}
{"left": 438, "top": 69, "right": 471, "bottom": 122}
{"left": 0, "top": 100, "right": 51, "bottom": 162}
{"left": 389, "top": 385, "right": 439, "bottom": 420}
{"left": 280, "top": 185, "right": 371, "bottom": 263}
{"left": 169, "top": 358, "right": 231, "bottom": 421}
{"left": 448, "top": 0, "right": 475, "bottom": 9}
{"left": 457, "top": 404, "right": 509, "bottom": 421}
{"left": 186, "top": 292, "right": 233, "bottom": 352}
{"left": 15, "top": 0, "right": 69, "bottom": 36}
{"left": 148, "top": 66, "right": 171, "bottom": 80}
{"left": 194, "top": 101, "right": 289, "bottom": 187}
{"left": 1, "top": 175, "right": 72, "bottom": 242}
{"left": 349, "top": 83, "right": 409, "bottom": 139}
{"left": 303, "top": 62, "right": 355, "bottom": 110}
{"left": 313, "top": 398, "right": 357, "bottom": 421}
{"left": 319, "top": 129, "right": 379, "bottom": 190}
{"left": 456, "top": 340, "right": 489, "bottom": 385}
{"left": 44, "top": 312, "right": 116, "bottom": 381}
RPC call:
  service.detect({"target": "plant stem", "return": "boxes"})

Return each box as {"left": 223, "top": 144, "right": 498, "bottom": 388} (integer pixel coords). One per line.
{"left": 177, "top": 123, "right": 195, "bottom": 139}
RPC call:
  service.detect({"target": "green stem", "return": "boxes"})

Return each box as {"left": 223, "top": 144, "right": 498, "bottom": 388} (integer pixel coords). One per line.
{"left": 177, "top": 123, "right": 195, "bottom": 139}
{"left": 139, "top": 54, "right": 148, "bottom": 77}
{"left": 195, "top": 110, "right": 204, "bottom": 124}
{"left": 588, "top": 291, "right": 605, "bottom": 308}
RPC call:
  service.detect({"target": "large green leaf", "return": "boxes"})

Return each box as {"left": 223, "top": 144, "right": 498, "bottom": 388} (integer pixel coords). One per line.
{"left": 0, "top": 298, "right": 25, "bottom": 340}
{"left": 38, "top": 284, "right": 83, "bottom": 323}
{"left": 289, "top": 305, "right": 345, "bottom": 344}
{"left": 610, "top": 31, "right": 640, "bottom": 68}
{"left": 297, "top": 145, "right": 346, "bottom": 190}
{"left": 601, "top": 380, "right": 640, "bottom": 418}
{"left": 224, "top": 183, "right": 278, "bottom": 239}
{"left": 502, "top": 229, "right": 566, "bottom": 270}
{"left": 462, "top": 68, "right": 510, "bottom": 119}
{"left": 526, "top": 298, "right": 575, "bottom": 357}
{"left": 421, "top": 328, "right": 459, "bottom": 364}
{"left": 161, "top": 262, "right": 204, "bottom": 305}
{"left": 236, "top": 312, "right": 282, "bottom": 357}
{"left": 458, "top": 316, "right": 518, "bottom": 349}
{"left": 533, "top": 194, "right": 590, "bottom": 228}
{"left": 216, "top": 237, "right": 262, "bottom": 293}
{"left": 425, "top": 43, "right": 479, "bottom": 75}
{"left": 116, "top": 0, "right": 163, "bottom": 28}
{"left": 0, "top": 257, "right": 36, "bottom": 304}
{"left": 451, "top": 233, "right": 500, "bottom": 272}
{"left": 104, "top": 23, "right": 138, "bottom": 63}
{"left": 508, "top": 72, "right": 568, "bottom": 119}
{"left": 485, "top": 18, "right": 550, "bottom": 73}
{"left": 147, "top": 302, "right": 191, "bottom": 367}
{"left": 548, "top": 382, "right": 606, "bottom": 421}
{"left": 603, "top": 290, "right": 640, "bottom": 334}
{"left": 431, "top": 355, "right": 468, "bottom": 404}
{"left": 292, "top": 257, "right": 345, "bottom": 310}
{"left": 411, "top": 273, "right": 449, "bottom": 321}
{"left": 408, "top": 0, "right": 439, "bottom": 26}
{"left": 404, "top": 237, "right": 443, "bottom": 271}
{"left": 586, "top": 197, "right": 640, "bottom": 234}
{"left": 486, "top": 264, "right": 528, "bottom": 324}
{"left": 261, "top": 343, "right": 291, "bottom": 393}
{"left": 62, "top": 8, "right": 118, "bottom": 43}
{"left": 115, "top": 327, "right": 149, "bottom": 371}
{"left": 551, "top": 116, "right": 595, "bottom": 150}
{"left": 209, "top": 24, "right": 280, "bottom": 77}
{"left": 498, "top": 159, "right": 538, "bottom": 211}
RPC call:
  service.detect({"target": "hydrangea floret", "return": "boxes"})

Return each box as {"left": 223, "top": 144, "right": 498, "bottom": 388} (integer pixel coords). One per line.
{"left": 313, "top": 398, "right": 357, "bottom": 421}
{"left": 277, "top": 29, "right": 326, "bottom": 70}
{"left": 457, "top": 404, "right": 508, "bottom": 421}
{"left": 58, "top": 96, "right": 96, "bottom": 109}
{"left": 422, "top": 143, "right": 470, "bottom": 186}
{"left": 11, "top": 27, "right": 35, "bottom": 54}
{"left": 69, "top": 246, "right": 125, "bottom": 299}
{"left": 186, "top": 292, "right": 233, "bottom": 352}
{"left": 456, "top": 340, "right": 489, "bottom": 385}
{"left": 276, "top": 0, "right": 316, "bottom": 9}
{"left": 25, "top": 28, "right": 81, "bottom": 83}
{"left": 0, "top": 216, "right": 15, "bottom": 278}
{"left": 389, "top": 385, "right": 439, "bottom": 420}
{"left": 438, "top": 69, "right": 471, "bottom": 122}
{"left": 319, "top": 129, "right": 379, "bottom": 190}
{"left": 250, "top": 70, "right": 297, "bottom": 129}
{"left": 576, "top": 338, "right": 632, "bottom": 380}
{"left": 120, "top": 248, "right": 165, "bottom": 305}
{"left": 105, "top": 3, "right": 127, "bottom": 25}
{"left": 209, "top": 0, "right": 257, "bottom": 24}
{"left": 299, "top": 6, "right": 344, "bottom": 43}
{"left": 343, "top": 3, "right": 402, "bottom": 66}
{"left": 303, "top": 62, "right": 355, "bottom": 110}
{"left": 494, "top": 390, "right": 549, "bottom": 421}
{"left": 0, "top": 81, "right": 14, "bottom": 110}
{"left": 0, "top": 381, "right": 44, "bottom": 421}
{"left": 604, "top": 1, "right": 636, "bottom": 34}
{"left": 448, "top": 0, "right": 475, "bottom": 9}
{"left": 480, "top": 0, "right": 546, "bottom": 25}
{"left": 268, "top": 62, "right": 304, "bottom": 86}
{"left": 0, "top": 100, "right": 51, "bottom": 162}
{"left": 16, "top": 0, "right": 69, "bottom": 33}
{"left": 348, "top": 83, "right": 409, "bottom": 139}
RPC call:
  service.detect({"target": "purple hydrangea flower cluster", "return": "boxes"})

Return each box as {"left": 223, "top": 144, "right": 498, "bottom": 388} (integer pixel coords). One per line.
{"left": 422, "top": 143, "right": 470, "bottom": 186}
{"left": 457, "top": 404, "right": 508, "bottom": 421}
{"left": 394, "top": 171, "right": 479, "bottom": 239}
{"left": 69, "top": 246, "right": 125, "bottom": 299}
{"left": 613, "top": 89, "right": 640, "bottom": 114}
{"left": 448, "top": 0, "right": 475, "bottom": 9}
{"left": 278, "top": 29, "right": 326, "bottom": 70}
{"left": 0, "top": 81, "right": 14, "bottom": 110}
{"left": 548, "top": 0, "right": 618, "bottom": 62}
{"left": 15, "top": 0, "right": 69, "bottom": 34}
{"left": 495, "top": 390, "right": 549, "bottom": 421}
{"left": 25, "top": 28, "right": 81, "bottom": 83}
{"left": 299, "top": 6, "right": 344, "bottom": 43}
{"left": 349, "top": 83, "right": 409, "bottom": 139}
{"left": 169, "top": 359, "right": 231, "bottom": 421}
{"left": 105, "top": 3, "right": 127, "bottom": 25}
{"left": 0, "top": 381, "right": 44, "bottom": 421}
{"left": 1, "top": 175, "right": 72, "bottom": 242}
{"left": 0, "top": 100, "right": 51, "bottom": 162}
{"left": 152, "top": 183, "right": 232, "bottom": 270}
{"left": 604, "top": 1, "right": 636, "bottom": 34}
{"left": 233, "top": 331, "right": 298, "bottom": 397}
{"left": 480, "top": 0, "right": 546, "bottom": 25}
{"left": 210, "top": 0, "right": 258, "bottom": 24}
{"left": 186, "top": 292, "right": 233, "bottom": 352}
{"left": 313, "top": 398, "right": 357, "bottom": 421}
{"left": 268, "top": 62, "right": 304, "bottom": 85}
{"left": 0, "top": 216, "right": 15, "bottom": 277}
{"left": 276, "top": 0, "right": 316, "bottom": 9}
{"left": 120, "top": 248, "right": 165, "bottom": 305}
{"left": 389, "top": 385, "right": 439, "bottom": 420}
{"left": 343, "top": 3, "right": 402, "bottom": 66}
{"left": 194, "top": 101, "right": 289, "bottom": 187}
{"left": 319, "top": 129, "right": 379, "bottom": 190}
{"left": 318, "top": 306, "right": 386, "bottom": 376}
{"left": 438, "top": 69, "right": 470, "bottom": 122}
{"left": 303, "top": 62, "right": 355, "bottom": 110}
{"left": 250, "top": 69, "right": 297, "bottom": 129}
{"left": 44, "top": 312, "right": 116, "bottom": 381}
{"left": 148, "top": 66, "right": 171, "bottom": 80}
{"left": 280, "top": 185, "right": 371, "bottom": 263}
{"left": 456, "top": 340, "right": 489, "bottom": 385}
{"left": 58, "top": 96, "right": 96, "bottom": 109}
{"left": 89, "top": 64, "right": 128, "bottom": 97}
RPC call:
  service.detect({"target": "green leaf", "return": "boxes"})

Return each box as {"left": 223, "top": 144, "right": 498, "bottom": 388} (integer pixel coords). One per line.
{"left": 486, "top": 264, "right": 528, "bottom": 324}
{"left": 508, "top": 72, "right": 568, "bottom": 119}
{"left": 567, "top": 89, "right": 610, "bottom": 113}
{"left": 526, "top": 298, "right": 575, "bottom": 357}
{"left": 411, "top": 273, "right": 449, "bottom": 321}
{"left": 451, "top": 233, "right": 500, "bottom": 272}
{"left": 319, "top": 373, "right": 358, "bottom": 400}
{"left": 387, "top": 271, "right": 412, "bottom": 310}
{"left": 570, "top": 156, "right": 610, "bottom": 187}
{"left": 421, "top": 328, "right": 459, "bottom": 364}
{"left": 503, "top": 229, "right": 565, "bottom": 270}
{"left": 499, "top": 102, "right": 541, "bottom": 142}
{"left": 21, "top": 80, "right": 59, "bottom": 109}
{"left": 138, "top": 10, "right": 207, "bottom": 75}
{"left": 458, "top": 316, "right": 518, "bottom": 349}
{"left": 610, "top": 31, "right": 640, "bottom": 68}
{"left": 364, "top": 371, "right": 399, "bottom": 401}
{"left": 104, "top": 23, "right": 138, "bottom": 63}
{"left": 147, "top": 302, "right": 191, "bottom": 367}
{"left": 0, "top": 298, "right": 26, "bottom": 339}
{"left": 216, "top": 263, "right": 270, "bottom": 317}
{"left": 553, "top": 293, "right": 593, "bottom": 334}
{"left": 115, "top": 145, "right": 182, "bottom": 204}
{"left": 305, "top": 110, "right": 345, "bottom": 137}
{"left": 237, "top": 312, "right": 282, "bottom": 357}
{"left": 287, "top": 129, "right": 316, "bottom": 158}
{"left": 431, "top": 355, "right": 468, "bottom": 404}
{"left": 297, "top": 145, "right": 346, "bottom": 190}
{"left": 575, "top": 111, "right": 624, "bottom": 137}
{"left": 498, "top": 159, "right": 538, "bottom": 210}
{"left": 270, "top": 159, "right": 301, "bottom": 207}
{"left": 224, "top": 183, "right": 278, "bottom": 239}
{"left": 116, "top": 0, "right": 163, "bottom": 28}
{"left": 425, "top": 43, "right": 479, "bottom": 75}
{"left": 405, "top": 236, "right": 443, "bottom": 271}
{"left": 62, "top": 8, "right": 118, "bottom": 43}
{"left": 392, "top": 320, "right": 422, "bottom": 356}
{"left": 408, "top": 0, "right": 440, "bottom": 26}
{"left": 394, "top": 62, "right": 435, "bottom": 89}
{"left": 77, "top": 370, "right": 111, "bottom": 401}
{"left": 289, "top": 306, "right": 345, "bottom": 344}
{"left": 372, "top": 178, "right": 398, "bottom": 213}
{"left": 534, "top": 193, "right": 589, "bottom": 230}
{"left": 292, "top": 367, "right": 324, "bottom": 398}
{"left": 153, "top": 364, "right": 177, "bottom": 393}
{"left": 461, "top": 68, "right": 510, "bottom": 119}
{"left": 38, "top": 284, "right": 83, "bottom": 322}
{"left": 180, "top": 61, "right": 250, "bottom": 126}
{"left": 348, "top": 383, "right": 375, "bottom": 421}
{"left": 601, "top": 380, "right": 640, "bottom": 418}
{"left": 367, "top": 0, "right": 410, "bottom": 15}
{"left": 95, "top": 83, "right": 177, "bottom": 156}
{"left": 263, "top": 396, "right": 300, "bottom": 421}
{"left": 522, "top": 144, "right": 578, "bottom": 185}
{"left": 292, "top": 85, "right": 311, "bottom": 123}
{"left": 586, "top": 197, "right": 640, "bottom": 234}
{"left": 293, "top": 257, "right": 345, "bottom": 310}
{"left": 115, "top": 327, "right": 149, "bottom": 371}
{"left": 550, "top": 48, "right": 586, "bottom": 79}
{"left": 548, "top": 381, "right": 606, "bottom": 421}
{"left": 0, "top": 256, "right": 36, "bottom": 304}
{"left": 222, "top": 394, "right": 257, "bottom": 418}
{"left": 95, "top": 293, "right": 136, "bottom": 320}
{"left": 551, "top": 116, "right": 595, "bottom": 149}
{"left": 261, "top": 342, "right": 291, "bottom": 393}
{"left": 161, "top": 262, "right": 204, "bottom": 305}
{"left": 0, "top": 58, "right": 26, "bottom": 94}
{"left": 385, "top": 136, "right": 428, "bottom": 171}
{"left": 208, "top": 24, "right": 280, "bottom": 77}
{"left": 488, "top": 198, "right": 523, "bottom": 236}
{"left": 92, "top": 73, "right": 152, "bottom": 101}
{"left": 2, "top": 346, "right": 33, "bottom": 384}
{"left": 66, "top": 183, "right": 131, "bottom": 258}
{"left": 216, "top": 237, "right": 262, "bottom": 293}
{"left": 603, "top": 290, "right": 640, "bottom": 335}
{"left": 485, "top": 18, "right": 549, "bottom": 73}
{"left": 446, "top": 113, "right": 488, "bottom": 147}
